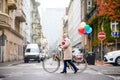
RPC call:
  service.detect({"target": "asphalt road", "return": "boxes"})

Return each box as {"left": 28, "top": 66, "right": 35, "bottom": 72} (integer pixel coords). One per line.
{"left": 0, "top": 62, "right": 116, "bottom": 80}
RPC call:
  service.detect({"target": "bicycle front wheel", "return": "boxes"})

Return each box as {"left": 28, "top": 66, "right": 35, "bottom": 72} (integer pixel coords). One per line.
{"left": 42, "top": 57, "right": 60, "bottom": 73}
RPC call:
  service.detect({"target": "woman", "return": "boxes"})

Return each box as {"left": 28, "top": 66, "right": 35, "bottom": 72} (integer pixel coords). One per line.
{"left": 60, "top": 33, "right": 78, "bottom": 74}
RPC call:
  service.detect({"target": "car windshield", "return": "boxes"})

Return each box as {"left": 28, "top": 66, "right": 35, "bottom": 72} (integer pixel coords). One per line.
{"left": 26, "top": 48, "right": 39, "bottom": 53}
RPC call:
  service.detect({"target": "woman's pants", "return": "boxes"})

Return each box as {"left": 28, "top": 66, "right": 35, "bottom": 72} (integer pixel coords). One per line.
{"left": 62, "top": 60, "right": 77, "bottom": 72}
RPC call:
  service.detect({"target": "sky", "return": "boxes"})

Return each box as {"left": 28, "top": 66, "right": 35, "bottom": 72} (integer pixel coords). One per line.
{"left": 37, "top": 0, "right": 70, "bottom": 8}
{"left": 36, "top": 0, "right": 70, "bottom": 49}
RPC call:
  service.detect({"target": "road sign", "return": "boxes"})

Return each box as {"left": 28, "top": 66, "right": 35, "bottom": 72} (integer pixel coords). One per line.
{"left": 98, "top": 32, "right": 106, "bottom": 41}
{"left": 112, "top": 31, "right": 119, "bottom": 38}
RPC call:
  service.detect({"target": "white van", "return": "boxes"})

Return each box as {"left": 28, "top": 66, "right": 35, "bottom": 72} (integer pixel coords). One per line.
{"left": 24, "top": 43, "right": 41, "bottom": 63}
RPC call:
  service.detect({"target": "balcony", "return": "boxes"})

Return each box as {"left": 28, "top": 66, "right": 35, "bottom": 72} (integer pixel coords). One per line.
{"left": 0, "top": 13, "right": 10, "bottom": 28}
{"left": 7, "top": 0, "right": 17, "bottom": 10}
{"left": 86, "top": 5, "right": 97, "bottom": 20}
{"left": 15, "top": 9, "right": 26, "bottom": 22}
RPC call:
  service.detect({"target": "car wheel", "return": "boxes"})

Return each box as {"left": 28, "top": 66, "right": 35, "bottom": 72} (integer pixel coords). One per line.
{"left": 24, "top": 60, "right": 26, "bottom": 63}
{"left": 115, "top": 57, "right": 120, "bottom": 66}
{"left": 38, "top": 58, "right": 41, "bottom": 63}
{"left": 38, "top": 60, "right": 40, "bottom": 63}
{"left": 24, "top": 59, "right": 29, "bottom": 63}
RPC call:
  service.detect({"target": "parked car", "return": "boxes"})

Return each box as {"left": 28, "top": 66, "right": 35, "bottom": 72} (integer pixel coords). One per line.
{"left": 104, "top": 50, "right": 120, "bottom": 66}
{"left": 72, "top": 48, "right": 81, "bottom": 56}
{"left": 24, "top": 43, "right": 41, "bottom": 63}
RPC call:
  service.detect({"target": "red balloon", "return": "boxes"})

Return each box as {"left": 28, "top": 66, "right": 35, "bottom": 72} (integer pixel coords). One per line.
{"left": 78, "top": 28, "right": 84, "bottom": 35}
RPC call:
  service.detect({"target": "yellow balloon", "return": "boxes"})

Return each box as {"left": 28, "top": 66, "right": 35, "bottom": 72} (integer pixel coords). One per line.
{"left": 80, "top": 22, "right": 86, "bottom": 28}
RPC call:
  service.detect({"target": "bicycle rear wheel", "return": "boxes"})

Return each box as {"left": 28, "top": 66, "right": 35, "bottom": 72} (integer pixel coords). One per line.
{"left": 74, "top": 57, "right": 87, "bottom": 73}
{"left": 42, "top": 57, "right": 60, "bottom": 73}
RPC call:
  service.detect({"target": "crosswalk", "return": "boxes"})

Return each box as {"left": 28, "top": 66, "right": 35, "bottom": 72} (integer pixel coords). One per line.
{"left": 0, "top": 63, "right": 103, "bottom": 74}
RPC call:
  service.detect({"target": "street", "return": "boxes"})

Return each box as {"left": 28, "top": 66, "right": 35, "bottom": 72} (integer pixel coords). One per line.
{"left": 0, "top": 61, "right": 119, "bottom": 80}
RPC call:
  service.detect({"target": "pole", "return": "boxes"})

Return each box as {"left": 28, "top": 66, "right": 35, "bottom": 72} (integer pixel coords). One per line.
{"left": 116, "top": 38, "right": 117, "bottom": 50}
{"left": 84, "top": 34, "right": 86, "bottom": 54}
{"left": 101, "top": 40, "right": 103, "bottom": 61}
{"left": 1, "top": 46, "right": 4, "bottom": 63}
{"left": 0, "top": 46, "right": 2, "bottom": 62}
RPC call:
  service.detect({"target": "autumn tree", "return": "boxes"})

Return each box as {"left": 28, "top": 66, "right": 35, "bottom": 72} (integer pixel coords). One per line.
{"left": 95, "top": 0, "right": 120, "bottom": 22}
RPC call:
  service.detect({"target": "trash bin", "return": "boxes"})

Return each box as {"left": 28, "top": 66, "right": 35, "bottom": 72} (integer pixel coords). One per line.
{"left": 86, "top": 52, "right": 95, "bottom": 65}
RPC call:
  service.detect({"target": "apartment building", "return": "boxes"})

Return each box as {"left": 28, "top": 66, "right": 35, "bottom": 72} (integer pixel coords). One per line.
{"left": 0, "top": 0, "right": 26, "bottom": 62}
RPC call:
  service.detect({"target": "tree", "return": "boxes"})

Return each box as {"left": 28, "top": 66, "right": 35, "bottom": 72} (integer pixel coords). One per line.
{"left": 95, "top": 0, "right": 120, "bottom": 22}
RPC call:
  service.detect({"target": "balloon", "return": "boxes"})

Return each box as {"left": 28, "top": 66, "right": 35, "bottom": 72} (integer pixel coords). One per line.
{"left": 84, "top": 24, "right": 90, "bottom": 32}
{"left": 78, "top": 28, "right": 84, "bottom": 35}
{"left": 80, "top": 22, "right": 86, "bottom": 28}
{"left": 86, "top": 27, "right": 92, "bottom": 34}
{"left": 84, "top": 30, "right": 87, "bottom": 34}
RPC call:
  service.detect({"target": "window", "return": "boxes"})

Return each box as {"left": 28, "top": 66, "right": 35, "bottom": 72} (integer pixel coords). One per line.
{"left": 87, "top": 0, "right": 92, "bottom": 8}
{"left": 0, "top": 0, "right": 2, "bottom": 12}
{"left": 111, "top": 21, "right": 118, "bottom": 31}
{"left": 87, "top": 0, "right": 92, "bottom": 13}
{"left": 26, "top": 48, "right": 39, "bottom": 53}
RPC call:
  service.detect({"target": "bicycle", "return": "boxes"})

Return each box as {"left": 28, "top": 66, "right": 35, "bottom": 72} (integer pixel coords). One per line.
{"left": 42, "top": 49, "right": 88, "bottom": 73}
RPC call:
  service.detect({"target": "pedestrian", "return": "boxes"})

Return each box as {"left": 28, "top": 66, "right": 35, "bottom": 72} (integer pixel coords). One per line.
{"left": 60, "top": 33, "right": 78, "bottom": 74}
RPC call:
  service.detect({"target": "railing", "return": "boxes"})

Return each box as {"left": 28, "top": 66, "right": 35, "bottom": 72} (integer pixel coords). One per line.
{"left": 86, "top": 5, "right": 97, "bottom": 20}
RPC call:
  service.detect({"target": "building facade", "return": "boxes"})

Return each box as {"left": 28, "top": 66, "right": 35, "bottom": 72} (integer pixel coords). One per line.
{"left": 67, "top": 0, "right": 82, "bottom": 49}
{"left": 22, "top": 0, "right": 32, "bottom": 45}
{"left": 0, "top": 0, "right": 26, "bottom": 62}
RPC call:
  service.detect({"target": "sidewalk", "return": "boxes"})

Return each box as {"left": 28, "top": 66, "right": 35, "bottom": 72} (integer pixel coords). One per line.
{"left": 88, "top": 61, "right": 120, "bottom": 80}
{"left": 0, "top": 60, "right": 23, "bottom": 67}
{"left": 95, "top": 60, "right": 112, "bottom": 66}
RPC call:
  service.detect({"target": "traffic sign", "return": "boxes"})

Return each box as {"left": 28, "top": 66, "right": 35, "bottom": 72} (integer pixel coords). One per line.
{"left": 112, "top": 31, "right": 119, "bottom": 38}
{"left": 98, "top": 32, "right": 106, "bottom": 41}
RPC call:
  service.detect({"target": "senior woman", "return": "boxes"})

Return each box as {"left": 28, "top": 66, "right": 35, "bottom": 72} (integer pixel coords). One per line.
{"left": 60, "top": 33, "right": 78, "bottom": 74}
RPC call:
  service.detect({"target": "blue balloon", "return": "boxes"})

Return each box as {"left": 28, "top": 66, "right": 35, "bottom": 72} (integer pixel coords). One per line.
{"left": 84, "top": 25, "right": 90, "bottom": 32}
{"left": 86, "top": 27, "right": 92, "bottom": 34}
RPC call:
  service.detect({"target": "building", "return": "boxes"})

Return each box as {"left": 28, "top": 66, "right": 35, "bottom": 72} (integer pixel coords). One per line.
{"left": 63, "top": 8, "right": 68, "bottom": 34}
{"left": 0, "top": 0, "right": 26, "bottom": 62}
{"left": 22, "top": 0, "right": 32, "bottom": 45}
{"left": 22, "top": 0, "right": 42, "bottom": 44}
{"left": 22, "top": 0, "right": 43, "bottom": 53}
{"left": 30, "top": 0, "right": 41, "bottom": 44}
{"left": 86, "top": 0, "right": 120, "bottom": 58}
{"left": 67, "top": 0, "right": 82, "bottom": 49}
{"left": 0, "top": 0, "right": 44, "bottom": 62}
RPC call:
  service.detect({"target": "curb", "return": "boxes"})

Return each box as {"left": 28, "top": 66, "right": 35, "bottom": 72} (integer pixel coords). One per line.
{"left": 8, "top": 61, "right": 23, "bottom": 66}
{"left": 0, "top": 60, "right": 23, "bottom": 67}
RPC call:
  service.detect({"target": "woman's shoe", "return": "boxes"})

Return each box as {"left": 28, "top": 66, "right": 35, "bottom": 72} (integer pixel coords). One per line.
{"left": 74, "top": 68, "right": 79, "bottom": 74}
{"left": 60, "top": 71, "right": 67, "bottom": 74}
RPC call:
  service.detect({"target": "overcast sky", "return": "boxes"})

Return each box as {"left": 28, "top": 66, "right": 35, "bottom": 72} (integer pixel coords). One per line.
{"left": 36, "top": 0, "right": 70, "bottom": 49}
{"left": 37, "top": 0, "right": 70, "bottom": 8}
